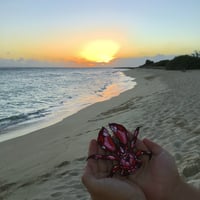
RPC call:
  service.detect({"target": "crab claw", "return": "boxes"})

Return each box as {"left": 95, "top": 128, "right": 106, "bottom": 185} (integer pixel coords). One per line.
{"left": 97, "top": 127, "right": 116, "bottom": 152}
{"left": 109, "top": 123, "right": 128, "bottom": 146}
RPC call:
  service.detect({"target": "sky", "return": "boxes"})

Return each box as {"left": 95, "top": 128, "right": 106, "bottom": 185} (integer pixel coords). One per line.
{"left": 1, "top": 0, "right": 200, "bottom": 67}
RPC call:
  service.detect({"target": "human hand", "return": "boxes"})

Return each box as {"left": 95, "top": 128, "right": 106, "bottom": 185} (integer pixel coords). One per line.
{"left": 131, "top": 138, "right": 181, "bottom": 200}
{"left": 82, "top": 139, "right": 146, "bottom": 200}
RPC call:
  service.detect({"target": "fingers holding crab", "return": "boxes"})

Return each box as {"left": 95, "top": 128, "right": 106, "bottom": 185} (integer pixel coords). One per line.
{"left": 87, "top": 123, "right": 152, "bottom": 177}
{"left": 87, "top": 139, "right": 99, "bottom": 175}
{"left": 82, "top": 139, "right": 99, "bottom": 189}
{"left": 135, "top": 138, "right": 152, "bottom": 161}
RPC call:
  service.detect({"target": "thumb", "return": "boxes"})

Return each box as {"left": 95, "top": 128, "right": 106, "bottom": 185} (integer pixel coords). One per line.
{"left": 143, "top": 138, "right": 163, "bottom": 155}
{"left": 82, "top": 139, "right": 98, "bottom": 189}
{"left": 82, "top": 163, "right": 96, "bottom": 191}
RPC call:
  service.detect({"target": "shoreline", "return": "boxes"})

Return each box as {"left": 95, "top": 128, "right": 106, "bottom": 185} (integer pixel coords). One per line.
{"left": 0, "top": 68, "right": 199, "bottom": 199}
{"left": 0, "top": 69, "right": 135, "bottom": 143}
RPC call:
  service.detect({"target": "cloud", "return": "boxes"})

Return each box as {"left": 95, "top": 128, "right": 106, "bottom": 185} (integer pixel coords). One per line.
{"left": 17, "top": 57, "right": 25, "bottom": 62}
{"left": 0, "top": 54, "right": 176, "bottom": 68}
{"left": 0, "top": 58, "right": 65, "bottom": 68}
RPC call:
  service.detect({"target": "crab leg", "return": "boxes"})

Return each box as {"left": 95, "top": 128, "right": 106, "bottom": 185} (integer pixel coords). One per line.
{"left": 130, "top": 127, "right": 140, "bottom": 148}
{"left": 87, "top": 154, "right": 119, "bottom": 161}
{"left": 135, "top": 150, "right": 152, "bottom": 160}
{"left": 109, "top": 165, "right": 121, "bottom": 177}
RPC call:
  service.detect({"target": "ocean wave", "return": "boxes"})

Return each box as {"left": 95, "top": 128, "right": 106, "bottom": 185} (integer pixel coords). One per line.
{"left": 0, "top": 68, "right": 135, "bottom": 136}
{"left": 94, "top": 83, "right": 110, "bottom": 94}
{"left": 0, "top": 109, "right": 48, "bottom": 133}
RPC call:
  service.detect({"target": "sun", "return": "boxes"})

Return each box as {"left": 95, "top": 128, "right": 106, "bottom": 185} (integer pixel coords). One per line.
{"left": 80, "top": 40, "right": 120, "bottom": 63}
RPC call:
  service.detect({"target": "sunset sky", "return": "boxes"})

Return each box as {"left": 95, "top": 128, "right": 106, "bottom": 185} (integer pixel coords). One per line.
{"left": 1, "top": 0, "right": 200, "bottom": 67}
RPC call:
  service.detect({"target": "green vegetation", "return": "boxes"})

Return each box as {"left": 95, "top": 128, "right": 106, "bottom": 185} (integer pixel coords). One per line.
{"left": 140, "top": 51, "right": 200, "bottom": 70}
{"left": 166, "top": 55, "right": 200, "bottom": 70}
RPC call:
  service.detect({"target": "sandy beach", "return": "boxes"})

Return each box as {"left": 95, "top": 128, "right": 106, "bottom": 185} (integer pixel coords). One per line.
{"left": 0, "top": 68, "right": 200, "bottom": 200}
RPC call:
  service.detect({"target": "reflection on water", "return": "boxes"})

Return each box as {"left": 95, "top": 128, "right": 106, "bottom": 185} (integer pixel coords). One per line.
{"left": 101, "top": 83, "right": 123, "bottom": 99}
{"left": 0, "top": 68, "right": 135, "bottom": 142}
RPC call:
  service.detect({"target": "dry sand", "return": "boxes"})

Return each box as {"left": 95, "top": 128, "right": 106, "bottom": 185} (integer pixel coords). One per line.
{"left": 0, "top": 68, "right": 200, "bottom": 200}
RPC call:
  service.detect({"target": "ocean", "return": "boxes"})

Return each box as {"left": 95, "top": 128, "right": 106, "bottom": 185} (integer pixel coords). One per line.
{"left": 0, "top": 67, "right": 135, "bottom": 141}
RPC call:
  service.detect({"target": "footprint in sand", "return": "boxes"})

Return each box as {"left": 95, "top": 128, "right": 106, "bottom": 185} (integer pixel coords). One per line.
{"left": 51, "top": 191, "right": 63, "bottom": 198}
{"left": 56, "top": 160, "right": 70, "bottom": 168}
{"left": 182, "top": 158, "right": 200, "bottom": 177}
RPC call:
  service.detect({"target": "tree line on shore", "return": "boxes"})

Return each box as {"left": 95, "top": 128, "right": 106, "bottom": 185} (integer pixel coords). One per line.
{"left": 140, "top": 50, "right": 200, "bottom": 70}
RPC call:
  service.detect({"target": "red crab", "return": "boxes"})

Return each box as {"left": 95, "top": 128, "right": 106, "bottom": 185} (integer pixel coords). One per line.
{"left": 88, "top": 123, "right": 152, "bottom": 177}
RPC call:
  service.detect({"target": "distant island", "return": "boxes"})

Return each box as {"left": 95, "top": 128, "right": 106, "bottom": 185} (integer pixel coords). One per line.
{"left": 139, "top": 50, "right": 200, "bottom": 70}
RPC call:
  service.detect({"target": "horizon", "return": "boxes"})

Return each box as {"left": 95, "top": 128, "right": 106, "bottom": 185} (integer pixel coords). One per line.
{"left": 1, "top": 0, "right": 200, "bottom": 68}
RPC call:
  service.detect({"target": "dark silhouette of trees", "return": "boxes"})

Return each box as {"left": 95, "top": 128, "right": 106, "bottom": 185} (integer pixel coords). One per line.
{"left": 140, "top": 50, "right": 200, "bottom": 71}
{"left": 166, "top": 54, "right": 200, "bottom": 70}
{"left": 191, "top": 50, "right": 200, "bottom": 58}
{"left": 145, "top": 59, "right": 154, "bottom": 65}
{"left": 140, "top": 51, "right": 200, "bottom": 70}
